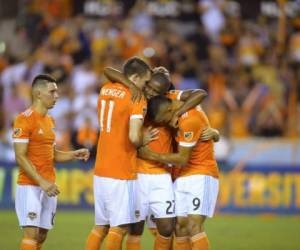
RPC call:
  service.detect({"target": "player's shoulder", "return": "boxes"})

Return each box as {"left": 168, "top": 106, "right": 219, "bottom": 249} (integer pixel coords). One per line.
{"left": 15, "top": 108, "right": 33, "bottom": 122}
{"left": 179, "top": 106, "right": 204, "bottom": 125}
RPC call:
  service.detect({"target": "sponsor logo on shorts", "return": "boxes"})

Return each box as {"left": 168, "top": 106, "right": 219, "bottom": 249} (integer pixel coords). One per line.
{"left": 13, "top": 128, "right": 22, "bottom": 137}
{"left": 51, "top": 212, "right": 56, "bottom": 226}
{"left": 28, "top": 212, "right": 37, "bottom": 220}
{"left": 135, "top": 210, "right": 140, "bottom": 218}
{"left": 184, "top": 132, "right": 194, "bottom": 141}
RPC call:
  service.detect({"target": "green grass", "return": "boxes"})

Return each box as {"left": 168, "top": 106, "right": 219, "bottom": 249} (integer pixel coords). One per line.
{"left": 1, "top": 211, "right": 300, "bottom": 250}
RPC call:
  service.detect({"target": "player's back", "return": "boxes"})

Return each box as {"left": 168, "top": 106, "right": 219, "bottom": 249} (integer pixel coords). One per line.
{"left": 95, "top": 82, "right": 146, "bottom": 180}
{"left": 177, "top": 106, "right": 219, "bottom": 178}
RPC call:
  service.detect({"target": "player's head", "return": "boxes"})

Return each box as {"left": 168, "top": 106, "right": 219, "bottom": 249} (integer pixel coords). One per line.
{"left": 123, "top": 57, "right": 152, "bottom": 90}
{"left": 144, "top": 70, "right": 172, "bottom": 100}
{"left": 32, "top": 74, "right": 58, "bottom": 109}
{"left": 147, "top": 95, "right": 174, "bottom": 125}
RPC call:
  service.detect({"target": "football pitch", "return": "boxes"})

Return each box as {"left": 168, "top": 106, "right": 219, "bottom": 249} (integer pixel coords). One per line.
{"left": 1, "top": 211, "right": 300, "bottom": 250}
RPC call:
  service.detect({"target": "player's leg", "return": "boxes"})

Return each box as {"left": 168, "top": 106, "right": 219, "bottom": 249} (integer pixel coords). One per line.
{"left": 38, "top": 190, "right": 57, "bottom": 249}
{"left": 173, "top": 177, "right": 191, "bottom": 250}
{"left": 126, "top": 173, "right": 150, "bottom": 250}
{"left": 150, "top": 174, "right": 175, "bottom": 250}
{"left": 106, "top": 178, "right": 141, "bottom": 250}
{"left": 36, "top": 228, "right": 48, "bottom": 250}
{"left": 186, "top": 175, "right": 219, "bottom": 250}
{"left": 16, "top": 185, "right": 42, "bottom": 250}
{"left": 126, "top": 220, "right": 145, "bottom": 250}
{"left": 86, "top": 176, "right": 110, "bottom": 250}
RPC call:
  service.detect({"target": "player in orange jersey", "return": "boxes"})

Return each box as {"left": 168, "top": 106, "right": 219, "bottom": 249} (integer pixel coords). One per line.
{"left": 139, "top": 95, "right": 219, "bottom": 250}
{"left": 85, "top": 57, "right": 153, "bottom": 250}
{"left": 13, "top": 74, "right": 90, "bottom": 250}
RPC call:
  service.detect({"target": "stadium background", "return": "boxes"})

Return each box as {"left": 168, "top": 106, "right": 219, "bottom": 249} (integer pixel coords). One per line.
{"left": 0, "top": 0, "right": 300, "bottom": 249}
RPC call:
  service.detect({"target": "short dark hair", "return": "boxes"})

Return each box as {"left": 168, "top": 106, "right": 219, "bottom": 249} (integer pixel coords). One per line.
{"left": 32, "top": 74, "right": 57, "bottom": 89}
{"left": 147, "top": 95, "right": 172, "bottom": 122}
{"left": 150, "top": 72, "right": 171, "bottom": 93}
{"left": 123, "top": 57, "right": 151, "bottom": 77}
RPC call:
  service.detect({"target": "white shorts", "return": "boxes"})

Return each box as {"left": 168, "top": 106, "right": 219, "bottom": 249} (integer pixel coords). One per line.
{"left": 137, "top": 173, "right": 175, "bottom": 221}
{"left": 94, "top": 176, "right": 141, "bottom": 227}
{"left": 174, "top": 175, "right": 219, "bottom": 218}
{"left": 15, "top": 184, "right": 57, "bottom": 230}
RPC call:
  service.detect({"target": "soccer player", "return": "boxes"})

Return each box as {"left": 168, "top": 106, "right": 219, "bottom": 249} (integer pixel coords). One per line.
{"left": 85, "top": 57, "right": 152, "bottom": 250}
{"left": 13, "top": 74, "right": 90, "bottom": 250}
{"left": 139, "top": 95, "right": 219, "bottom": 250}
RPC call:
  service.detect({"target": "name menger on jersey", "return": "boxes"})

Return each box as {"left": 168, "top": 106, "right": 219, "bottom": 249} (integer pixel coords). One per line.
{"left": 101, "top": 88, "right": 126, "bottom": 98}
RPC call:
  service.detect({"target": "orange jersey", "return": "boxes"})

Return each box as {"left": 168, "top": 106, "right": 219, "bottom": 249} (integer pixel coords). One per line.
{"left": 12, "top": 108, "right": 56, "bottom": 185}
{"left": 176, "top": 106, "right": 219, "bottom": 178}
{"left": 137, "top": 126, "right": 173, "bottom": 174}
{"left": 137, "top": 90, "right": 181, "bottom": 174}
{"left": 94, "top": 82, "right": 147, "bottom": 180}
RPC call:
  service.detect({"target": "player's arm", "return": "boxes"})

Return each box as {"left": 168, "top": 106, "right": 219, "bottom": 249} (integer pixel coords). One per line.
{"left": 54, "top": 148, "right": 90, "bottom": 162}
{"left": 178, "top": 89, "right": 208, "bottom": 113}
{"left": 170, "top": 89, "right": 207, "bottom": 127}
{"left": 103, "top": 67, "right": 142, "bottom": 101}
{"left": 138, "top": 145, "right": 193, "bottom": 166}
{"left": 14, "top": 143, "right": 59, "bottom": 196}
{"left": 129, "top": 119, "right": 144, "bottom": 148}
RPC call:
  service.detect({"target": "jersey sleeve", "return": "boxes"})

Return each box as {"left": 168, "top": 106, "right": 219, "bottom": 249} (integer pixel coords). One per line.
{"left": 166, "top": 90, "right": 183, "bottom": 101}
{"left": 130, "top": 97, "right": 147, "bottom": 120}
{"left": 176, "top": 116, "right": 205, "bottom": 147}
{"left": 12, "top": 115, "right": 30, "bottom": 143}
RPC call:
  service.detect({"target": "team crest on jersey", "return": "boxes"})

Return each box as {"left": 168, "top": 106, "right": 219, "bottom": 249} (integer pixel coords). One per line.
{"left": 184, "top": 132, "right": 194, "bottom": 141}
{"left": 28, "top": 212, "right": 37, "bottom": 220}
{"left": 135, "top": 210, "right": 140, "bottom": 218}
{"left": 13, "top": 128, "right": 22, "bottom": 137}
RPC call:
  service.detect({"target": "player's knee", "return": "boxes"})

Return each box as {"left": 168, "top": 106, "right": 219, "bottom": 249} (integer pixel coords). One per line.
{"left": 157, "top": 224, "right": 174, "bottom": 237}
{"left": 175, "top": 219, "right": 189, "bottom": 237}
{"left": 128, "top": 221, "right": 144, "bottom": 235}
{"left": 188, "top": 219, "right": 204, "bottom": 236}
{"left": 157, "top": 219, "right": 174, "bottom": 237}
{"left": 23, "top": 227, "right": 39, "bottom": 240}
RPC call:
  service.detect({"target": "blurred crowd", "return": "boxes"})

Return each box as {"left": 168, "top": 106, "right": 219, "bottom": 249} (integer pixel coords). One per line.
{"left": 0, "top": 0, "right": 300, "bottom": 160}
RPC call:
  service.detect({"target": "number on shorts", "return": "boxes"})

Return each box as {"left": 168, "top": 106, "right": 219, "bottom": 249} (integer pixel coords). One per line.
{"left": 99, "top": 100, "right": 115, "bottom": 132}
{"left": 166, "top": 200, "right": 175, "bottom": 215}
{"left": 193, "top": 198, "right": 201, "bottom": 211}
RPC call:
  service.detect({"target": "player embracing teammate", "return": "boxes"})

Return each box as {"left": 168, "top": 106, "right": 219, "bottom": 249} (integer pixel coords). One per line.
{"left": 86, "top": 57, "right": 220, "bottom": 250}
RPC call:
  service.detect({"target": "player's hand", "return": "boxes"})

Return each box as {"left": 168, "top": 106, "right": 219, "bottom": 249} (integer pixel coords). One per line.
{"left": 73, "top": 148, "right": 90, "bottom": 162}
{"left": 200, "top": 127, "right": 220, "bottom": 142}
{"left": 39, "top": 178, "right": 60, "bottom": 197}
{"left": 142, "top": 126, "right": 159, "bottom": 146}
{"left": 130, "top": 84, "right": 143, "bottom": 102}
{"left": 138, "top": 146, "right": 151, "bottom": 158}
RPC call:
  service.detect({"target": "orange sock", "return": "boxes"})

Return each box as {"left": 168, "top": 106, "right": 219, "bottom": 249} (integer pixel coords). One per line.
{"left": 191, "top": 232, "right": 209, "bottom": 250}
{"left": 106, "top": 227, "right": 126, "bottom": 250}
{"left": 21, "top": 237, "right": 37, "bottom": 250}
{"left": 149, "top": 228, "right": 157, "bottom": 237}
{"left": 85, "top": 227, "right": 107, "bottom": 250}
{"left": 174, "top": 236, "right": 191, "bottom": 250}
{"left": 125, "top": 235, "right": 141, "bottom": 250}
{"left": 154, "top": 233, "right": 172, "bottom": 250}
